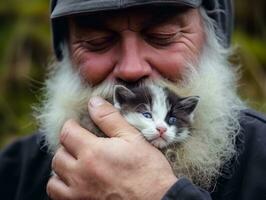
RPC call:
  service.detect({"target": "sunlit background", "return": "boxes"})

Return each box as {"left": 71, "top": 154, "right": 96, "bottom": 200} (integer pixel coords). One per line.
{"left": 0, "top": 0, "right": 265, "bottom": 149}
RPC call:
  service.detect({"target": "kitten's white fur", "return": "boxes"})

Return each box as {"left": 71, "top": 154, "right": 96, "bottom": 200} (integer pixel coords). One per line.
{"left": 35, "top": 8, "right": 245, "bottom": 189}
{"left": 115, "top": 85, "right": 193, "bottom": 149}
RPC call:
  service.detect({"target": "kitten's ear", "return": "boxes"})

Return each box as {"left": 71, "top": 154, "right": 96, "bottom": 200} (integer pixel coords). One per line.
{"left": 113, "top": 85, "right": 136, "bottom": 108}
{"left": 179, "top": 96, "right": 200, "bottom": 115}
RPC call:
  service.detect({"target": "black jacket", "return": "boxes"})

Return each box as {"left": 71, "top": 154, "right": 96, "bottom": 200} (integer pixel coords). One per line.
{"left": 1, "top": 109, "right": 266, "bottom": 200}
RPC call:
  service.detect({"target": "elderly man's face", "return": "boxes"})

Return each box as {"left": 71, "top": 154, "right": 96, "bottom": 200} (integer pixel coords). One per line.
{"left": 68, "top": 7, "right": 204, "bottom": 85}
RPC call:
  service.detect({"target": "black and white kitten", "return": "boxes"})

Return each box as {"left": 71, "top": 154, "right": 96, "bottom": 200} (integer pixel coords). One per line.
{"left": 113, "top": 85, "right": 199, "bottom": 149}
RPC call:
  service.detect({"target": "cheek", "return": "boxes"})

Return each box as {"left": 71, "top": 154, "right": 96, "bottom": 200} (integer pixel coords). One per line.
{"left": 148, "top": 28, "right": 204, "bottom": 81}
{"left": 149, "top": 52, "right": 188, "bottom": 81}
{"left": 148, "top": 43, "right": 200, "bottom": 81}
{"left": 72, "top": 51, "right": 116, "bottom": 85}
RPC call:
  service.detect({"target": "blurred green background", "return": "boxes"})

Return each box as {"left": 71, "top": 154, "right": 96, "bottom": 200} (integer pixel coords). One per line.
{"left": 0, "top": 0, "right": 265, "bottom": 149}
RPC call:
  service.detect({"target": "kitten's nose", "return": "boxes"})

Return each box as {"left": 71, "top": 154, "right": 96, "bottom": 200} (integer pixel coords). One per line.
{"left": 156, "top": 126, "right": 167, "bottom": 136}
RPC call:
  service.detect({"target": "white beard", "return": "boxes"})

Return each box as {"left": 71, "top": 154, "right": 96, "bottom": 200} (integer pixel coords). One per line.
{"left": 35, "top": 14, "right": 245, "bottom": 190}
{"left": 158, "top": 46, "right": 244, "bottom": 190}
{"left": 34, "top": 57, "right": 116, "bottom": 150}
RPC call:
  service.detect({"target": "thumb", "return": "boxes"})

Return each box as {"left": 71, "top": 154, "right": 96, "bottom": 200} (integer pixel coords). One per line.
{"left": 88, "top": 96, "right": 139, "bottom": 138}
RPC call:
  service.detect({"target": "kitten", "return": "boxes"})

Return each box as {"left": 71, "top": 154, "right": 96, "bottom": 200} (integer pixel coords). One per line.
{"left": 113, "top": 85, "right": 199, "bottom": 149}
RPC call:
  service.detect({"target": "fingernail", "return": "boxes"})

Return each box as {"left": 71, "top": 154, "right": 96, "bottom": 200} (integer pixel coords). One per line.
{"left": 89, "top": 96, "right": 105, "bottom": 107}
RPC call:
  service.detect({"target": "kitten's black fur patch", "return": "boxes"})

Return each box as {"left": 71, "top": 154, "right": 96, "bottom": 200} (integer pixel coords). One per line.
{"left": 115, "top": 85, "right": 152, "bottom": 114}
{"left": 164, "top": 88, "right": 199, "bottom": 128}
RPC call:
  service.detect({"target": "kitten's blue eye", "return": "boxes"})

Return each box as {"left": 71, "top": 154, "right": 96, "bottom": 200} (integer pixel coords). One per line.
{"left": 142, "top": 112, "right": 153, "bottom": 119}
{"left": 168, "top": 117, "right": 177, "bottom": 125}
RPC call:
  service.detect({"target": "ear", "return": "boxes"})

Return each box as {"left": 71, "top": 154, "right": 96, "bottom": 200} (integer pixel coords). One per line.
{"left": 113, "top": 85, "right": 136, "bottom": 109}
{"left": 179, "top": 96, "right": 200, "bottom": 115}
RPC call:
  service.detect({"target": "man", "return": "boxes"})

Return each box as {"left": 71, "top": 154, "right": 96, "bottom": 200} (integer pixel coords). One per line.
{"left": 0, "top": 0, "right": 266, "bottom": 199}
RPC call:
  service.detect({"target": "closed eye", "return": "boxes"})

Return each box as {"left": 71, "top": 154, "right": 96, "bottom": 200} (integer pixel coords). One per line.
{"left": 143, "top": 32, "right": 179, "bottom": 47}
{"left": 82, "top": 34, "right": 118, "bottom": 52}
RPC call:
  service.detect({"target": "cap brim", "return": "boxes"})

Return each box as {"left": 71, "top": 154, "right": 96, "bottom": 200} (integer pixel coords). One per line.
{"left": 51, "top": 0, "right": 202, "bottom": 19}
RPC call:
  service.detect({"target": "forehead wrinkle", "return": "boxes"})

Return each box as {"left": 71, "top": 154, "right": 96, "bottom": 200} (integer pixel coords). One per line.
{"left": 107, "top": 13, "right": 150, "bottom": 32}
{"left": 114, "top": 15, "right": 139, "bottom": 33}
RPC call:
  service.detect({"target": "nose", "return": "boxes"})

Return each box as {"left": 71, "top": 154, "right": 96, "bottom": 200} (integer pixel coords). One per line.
{"left": 156, "top": 126, "right": 167, "bottom": 136}
{"left": 113, "top": 32, "right": 152, "bottom": 82}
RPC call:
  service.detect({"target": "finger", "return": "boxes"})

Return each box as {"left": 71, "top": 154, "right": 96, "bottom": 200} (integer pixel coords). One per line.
{"left": 47, "top": 175, "right": 71, "bottom": 200}
{"left": 88, "top": 96, "right": 139, "bottom": 138}
{"left": 52, "top": 147, "right": 76, "bottom": 185}
{"left": 60, "top": 119, "right": 97, "bottom": 158}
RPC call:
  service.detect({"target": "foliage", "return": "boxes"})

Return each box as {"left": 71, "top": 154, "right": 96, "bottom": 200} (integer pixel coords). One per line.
{"left": 233, "top": 31, "right": 266, "bottom": 112}
{"left": 0, "top": 0, "right": 265, "bottom": 148}
{"left": 0, "top": 0, "right": 51, "bottom": 147}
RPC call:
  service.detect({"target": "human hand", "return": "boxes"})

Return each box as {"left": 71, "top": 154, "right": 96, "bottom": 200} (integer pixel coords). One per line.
{"left": 47, "top": 97, "right": 177, "bottom": 200}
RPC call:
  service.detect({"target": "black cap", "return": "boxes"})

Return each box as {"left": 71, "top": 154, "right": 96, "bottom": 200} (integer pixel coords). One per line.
{"left": 51, "top": 0, "right": 202, "bottom": 18}
{"left": 50, "top": 0, "right": 233, "bottom": 60}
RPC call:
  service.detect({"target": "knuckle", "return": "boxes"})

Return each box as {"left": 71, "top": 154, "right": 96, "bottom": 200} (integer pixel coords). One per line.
{"left": 82, "top": 149, "right": 94, "bottom": 163}
{"left": 46, "top": 179, "right": 54, "bottom": 199}
{"left": 67, "top": 174, "right": 80, "bottom": 188}
{"left": 94, "top": 103, "right": 118, "bottom": 119}
{"left": 51, "top": 157, "right": 57, "bottom": 171}
{"left": 97, "top": 109, "right": 120, "bottom": 125}
{"left": 79, "top": 150, "right": 97, "bottom": 171}
{"left": 63, "top": 119, "right": 75, "bottom": 130}
{"left": 51, "top": 152, "right": 59, "bottom": 171}
{"left": 60, "top": 119, "right": 74, "bottom": 143}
